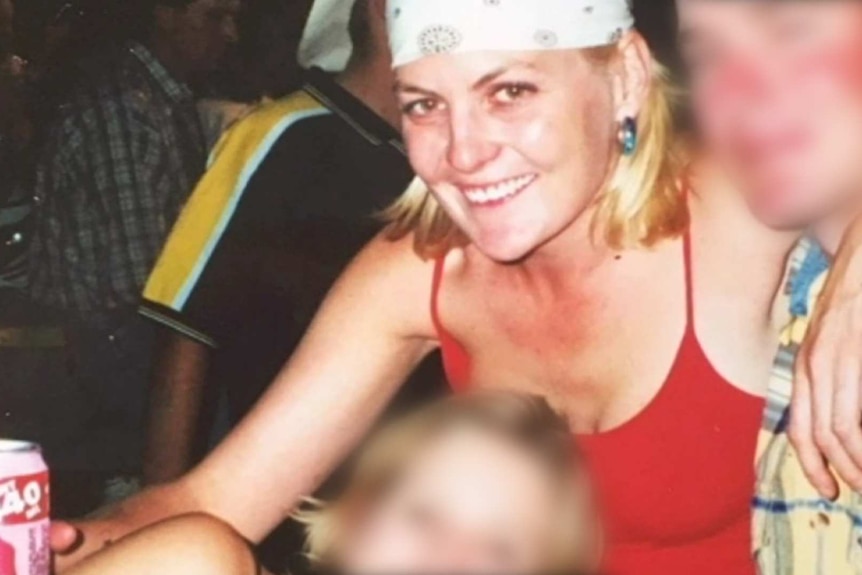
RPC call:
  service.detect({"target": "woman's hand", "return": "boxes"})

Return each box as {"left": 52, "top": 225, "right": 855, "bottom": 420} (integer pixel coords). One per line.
{"left": 791, "top": 226, "right": 862, "bottom": 499}
{"left": 49, "top": 481, "right": 200, "bottom": 573}
{"left": 51, "top": 519, "right": 120, "bottom": 573}
{"left": 50, "top": 521, "right": 81, "bottom": 560}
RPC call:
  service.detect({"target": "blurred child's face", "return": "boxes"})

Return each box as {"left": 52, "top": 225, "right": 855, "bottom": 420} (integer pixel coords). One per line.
{"left": 338, "top": 426, "right": 572, "bottom": 575}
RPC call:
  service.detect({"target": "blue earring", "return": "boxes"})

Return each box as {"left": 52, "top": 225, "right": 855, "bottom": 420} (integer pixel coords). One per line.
{"left": 619, "top": 116, "right": 638, "bottom": 156}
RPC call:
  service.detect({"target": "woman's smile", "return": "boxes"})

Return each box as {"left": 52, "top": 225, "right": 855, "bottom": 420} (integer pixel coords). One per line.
{"left": 457, "top": 174, "right": 540, "bottom": 207}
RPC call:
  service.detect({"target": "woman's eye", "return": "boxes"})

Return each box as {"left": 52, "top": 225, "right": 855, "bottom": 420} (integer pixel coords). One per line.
{"left": 491, "top": 83, "right": 537, "bottom": 105}
{"left": 402, "top": 98, "right": 441, "bottom": 118}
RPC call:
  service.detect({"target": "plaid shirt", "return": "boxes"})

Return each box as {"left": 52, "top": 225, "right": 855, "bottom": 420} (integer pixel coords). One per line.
{"left": 29, "top": 42, "right": 206, "bottom": 323}
{"left": 754, "top": 238, "right": 862, "bottom": 574}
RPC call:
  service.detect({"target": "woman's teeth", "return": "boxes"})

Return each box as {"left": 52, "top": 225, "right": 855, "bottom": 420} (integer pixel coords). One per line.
{"left": 462, "top": 174, "right": 537, "bottom": 206}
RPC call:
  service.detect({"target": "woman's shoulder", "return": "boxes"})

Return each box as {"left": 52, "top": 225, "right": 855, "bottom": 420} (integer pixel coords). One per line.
{"left": 343, "top": 232, "right": 441, "bottom": 337}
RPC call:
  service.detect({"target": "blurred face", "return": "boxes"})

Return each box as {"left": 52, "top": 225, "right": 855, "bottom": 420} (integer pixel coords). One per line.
{"left": 338, "top": 426, "right": 568, "bottom": 575}
{"left": 168, "top": 0, "right": 241, "bottom": 73}
{"left": 679, "top": 1, "right": 862, "bottom": 231}
{"left": 396, "top": 49, "right": 621, "bottom": 262}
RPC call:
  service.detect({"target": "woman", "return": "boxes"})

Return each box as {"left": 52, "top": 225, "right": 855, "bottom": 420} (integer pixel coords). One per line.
{"left": 66, "top": 393, "right": 598, "bottom": 575}
{"left": 60, "top": 1, "right": 796, "bottom": 574}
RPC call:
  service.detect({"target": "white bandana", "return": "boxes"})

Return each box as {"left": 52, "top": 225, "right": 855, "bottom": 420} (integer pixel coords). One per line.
{"left": 387, "top": 0, "right": 635, "bottom": 69}
{"left": 298, "top": 0, "right": 355, "bottom": 72}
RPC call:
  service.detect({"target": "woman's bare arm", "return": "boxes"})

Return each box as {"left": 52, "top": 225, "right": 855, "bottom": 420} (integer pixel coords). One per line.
{"left": 66, "top": 515, "right": 259, "bottom": 575}
{"left": 55, "top": 235, "right": 438, "bottom": 570}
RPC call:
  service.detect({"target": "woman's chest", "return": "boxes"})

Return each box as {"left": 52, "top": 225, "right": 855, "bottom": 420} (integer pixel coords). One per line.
{"left": 444, "top": 259, "right": 688, "bottom": 430}
{"left": 438, "top": 243, "right": 776, "bottom": 432}
{"left": 579, "top": 382, "right": 763, "bottom": 546}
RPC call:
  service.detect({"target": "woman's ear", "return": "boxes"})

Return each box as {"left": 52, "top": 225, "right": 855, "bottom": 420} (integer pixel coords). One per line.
{"left": 612, "top": 31, "right": 653, "bottom": 122}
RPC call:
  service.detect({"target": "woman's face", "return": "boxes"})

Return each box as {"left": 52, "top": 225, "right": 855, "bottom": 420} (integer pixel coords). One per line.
{"left": 338, "top": 426, "right": 569, "bottom": 575}
{"left": 396, "top": 49, "right": 620, "bottom": 262}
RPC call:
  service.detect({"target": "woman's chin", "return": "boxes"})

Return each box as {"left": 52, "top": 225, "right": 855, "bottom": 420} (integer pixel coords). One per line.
{"left": 463, "top": 210, "right": 553, "bottom": 263}
{"left": 473, "top": 236, "right": 538, "bottom": 264}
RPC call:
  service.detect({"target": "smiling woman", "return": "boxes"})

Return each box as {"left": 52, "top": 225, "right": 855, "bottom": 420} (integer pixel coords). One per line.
{"left": 387, "top": 50, "right": 681, "bottom": 260}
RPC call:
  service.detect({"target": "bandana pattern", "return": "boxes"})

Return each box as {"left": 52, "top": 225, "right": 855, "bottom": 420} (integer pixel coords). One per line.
{"left": 387, "top": 0, "right": 635, "bottom": 68}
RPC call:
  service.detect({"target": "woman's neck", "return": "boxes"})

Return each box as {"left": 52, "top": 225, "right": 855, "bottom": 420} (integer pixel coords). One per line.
{"left": 517, "top": 203, "right": 620, "bottom": 282}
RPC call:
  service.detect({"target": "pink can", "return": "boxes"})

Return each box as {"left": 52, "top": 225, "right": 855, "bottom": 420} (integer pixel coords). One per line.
{"left": 0, "top": 441, "right": 50, "bottom": 575}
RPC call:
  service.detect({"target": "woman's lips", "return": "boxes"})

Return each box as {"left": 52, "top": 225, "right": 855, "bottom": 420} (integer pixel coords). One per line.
{"left": 458, "top": 174, "right": 539, "bottom": 206}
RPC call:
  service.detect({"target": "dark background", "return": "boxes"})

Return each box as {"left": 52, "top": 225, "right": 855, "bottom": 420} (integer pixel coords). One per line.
{"left": 10, "top": 0, "right": 680, "bottom": 102}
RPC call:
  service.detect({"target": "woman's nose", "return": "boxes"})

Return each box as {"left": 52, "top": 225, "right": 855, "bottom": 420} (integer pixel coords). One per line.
{"left": 446, "top": 111, "right": 501, "bottom": 174}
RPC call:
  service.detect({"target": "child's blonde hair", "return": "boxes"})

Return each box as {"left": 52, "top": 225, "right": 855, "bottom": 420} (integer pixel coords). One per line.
{"left": 295, "top": 392, "right": 600, "bottom": 574}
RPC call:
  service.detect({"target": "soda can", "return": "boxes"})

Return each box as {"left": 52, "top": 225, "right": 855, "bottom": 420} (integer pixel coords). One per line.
{"left": 0, "top": 440, "right": 50, "bottom": 575}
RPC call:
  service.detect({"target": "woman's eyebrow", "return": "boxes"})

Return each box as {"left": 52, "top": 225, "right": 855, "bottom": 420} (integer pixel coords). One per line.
{"left": 393, "top": 82, "right": 439, "bottom": 97}
{"left": 472, "top": 67, "right": 509, "bottom": 90}
{"left": 393, "top": 61, "right": 539, "bottom": 95}
{"left": 473, "top": 62, "right": 540, "bottom": 91}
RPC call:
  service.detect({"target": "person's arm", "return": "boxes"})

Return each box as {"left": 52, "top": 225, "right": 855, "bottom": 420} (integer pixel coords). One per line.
{"left": 66, "top": 514, "right": 259, "bottom": 575}
{"left": 53, "top": 234, "right": 437, "bottom": 571}
{"left": 790, "top": 224, "right": 862, "bottom": 498}
{"left": 142, "top": 331, "right": 211, "bottom": 485}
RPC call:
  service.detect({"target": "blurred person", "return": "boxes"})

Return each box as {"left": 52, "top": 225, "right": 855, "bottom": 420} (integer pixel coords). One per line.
{"left": 140, "top": 0, "right": 438, "bottom": 487}
{"left": 0, "top": 43, "right": 33, "bottom": 295}
{"left": 676, "top": 1, "right": 862, "bottom": 572}
{"left": 28, "top": 0, "right": 240, "bottom": 499}
{"left": 67, "top": 393, "right": 599, "bottom": 575}
{"left": 0, "top": 1, "right": 76, "bottom": 510}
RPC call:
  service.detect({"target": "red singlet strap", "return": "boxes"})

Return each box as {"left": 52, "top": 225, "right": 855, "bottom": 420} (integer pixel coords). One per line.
{"left": 431, "top": 255, "right": 446, "bottom": 334}
{"left": 683, "top": 226, "right": 695, "bottom": 323}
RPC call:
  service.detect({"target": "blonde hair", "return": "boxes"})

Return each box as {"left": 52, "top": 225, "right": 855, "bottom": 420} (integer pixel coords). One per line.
{"left": 295, "top": 392, "right": 599, "bottom": 574}
{"left": 384, "top": 46, "right": 687, "bottom": 258}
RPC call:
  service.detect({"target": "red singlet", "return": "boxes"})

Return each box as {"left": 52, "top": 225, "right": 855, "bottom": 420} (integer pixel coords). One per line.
{"left": 431, "top": 230, "right": 763, "bottom": 575}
